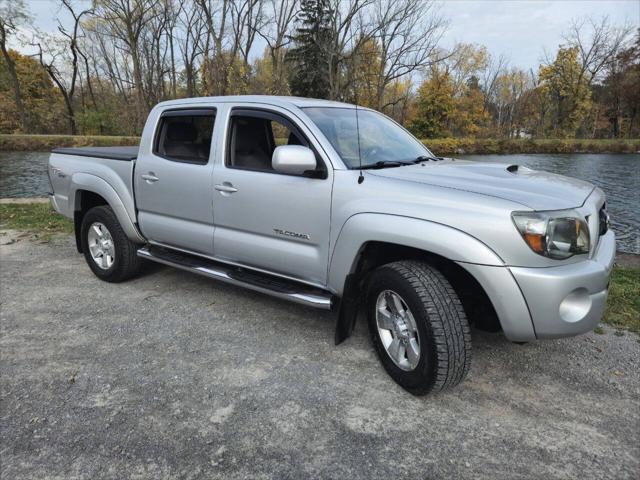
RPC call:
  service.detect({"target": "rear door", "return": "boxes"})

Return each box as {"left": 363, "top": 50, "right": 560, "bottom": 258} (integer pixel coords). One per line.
{"left": 135, "top": 108, "right": 217, "bottom": 255}
{"left": 211, "top": 105, "right": 333, "bottom": 286}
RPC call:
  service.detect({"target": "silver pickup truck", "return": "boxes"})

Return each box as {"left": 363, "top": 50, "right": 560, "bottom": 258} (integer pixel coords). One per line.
{"left": 48, "top": 95, "right": 615, "bottom": 395}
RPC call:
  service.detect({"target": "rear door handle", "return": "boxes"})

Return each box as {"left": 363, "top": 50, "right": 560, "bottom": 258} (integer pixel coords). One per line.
{"left": 141, "top": 173, "right": 159, "bottom": 183}
{"left": 215, "top": 182, "right": 238, "bottom": 194}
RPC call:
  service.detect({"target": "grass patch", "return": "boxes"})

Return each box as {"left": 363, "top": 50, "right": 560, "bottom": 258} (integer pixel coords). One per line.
{"left": 603, "top": 266, "right": 640, "bottom": 333}
{"left": 0, "top": 203, "right": 73, "bottom": 236}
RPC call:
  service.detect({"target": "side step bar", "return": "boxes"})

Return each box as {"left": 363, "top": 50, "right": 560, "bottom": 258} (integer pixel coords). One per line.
{"left": 137, "top": 246, "right": 334, "bottom": 310}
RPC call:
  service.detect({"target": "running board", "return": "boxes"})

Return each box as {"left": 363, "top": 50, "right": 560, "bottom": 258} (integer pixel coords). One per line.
{"left": 137, "top": 246, "right": 333, "bottom": 310}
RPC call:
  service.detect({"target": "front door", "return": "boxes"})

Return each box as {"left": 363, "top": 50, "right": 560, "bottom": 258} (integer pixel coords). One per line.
{"left": 135, "top": 108, "right": 217, "bottom": 255}
{"left": 211, "top": 106, "right": 333, "bottom": 286}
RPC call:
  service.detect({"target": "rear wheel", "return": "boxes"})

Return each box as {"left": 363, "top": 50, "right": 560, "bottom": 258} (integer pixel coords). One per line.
{"left": 366, "top": 260, "right": 471, "bottom": 395}
{"left": 80, "top": 205, "right": 141, "bottom": 282}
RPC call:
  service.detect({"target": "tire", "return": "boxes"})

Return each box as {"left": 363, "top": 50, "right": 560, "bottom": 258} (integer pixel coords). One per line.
{"left": 366, "top": 260, "right": 471, "bottom": 395}
{"left": 80, "top": 205, "right": 142, "bottom": 282}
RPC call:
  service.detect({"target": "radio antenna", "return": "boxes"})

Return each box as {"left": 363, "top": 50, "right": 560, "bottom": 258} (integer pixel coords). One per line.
{"left": 355, "top": 101, "right": 364, "bottom": 184}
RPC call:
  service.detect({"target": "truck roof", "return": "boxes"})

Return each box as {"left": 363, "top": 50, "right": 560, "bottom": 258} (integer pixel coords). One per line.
{"left": 156, "top": 95, "right": 357, "bottom": 110}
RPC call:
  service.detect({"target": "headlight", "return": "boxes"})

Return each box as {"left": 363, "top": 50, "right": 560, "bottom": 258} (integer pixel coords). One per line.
{"left": 512, "top": 210, "right": 590, "bottom": 259}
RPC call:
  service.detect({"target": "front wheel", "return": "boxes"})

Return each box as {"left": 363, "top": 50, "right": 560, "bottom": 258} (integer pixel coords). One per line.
{"left": 367, "top": 260, "right": 471, "bottom": 395}
{"left": 80, "top": 205, "right": 142, "bottom": 282}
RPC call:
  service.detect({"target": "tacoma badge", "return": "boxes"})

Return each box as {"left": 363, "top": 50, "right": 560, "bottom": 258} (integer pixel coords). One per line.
{"left": 273, "top": 228, "right": 311, "bottom": 240}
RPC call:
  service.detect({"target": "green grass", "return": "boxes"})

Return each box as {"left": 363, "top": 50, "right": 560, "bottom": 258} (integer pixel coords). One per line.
{"left": 0, "top": 203, "right": 73, "bottom": 236}
{"left": 603, "top": 266, "right": 640, "bottom": 333}
{"left": 1, "top": 202, "right": 638, "bottom": 333}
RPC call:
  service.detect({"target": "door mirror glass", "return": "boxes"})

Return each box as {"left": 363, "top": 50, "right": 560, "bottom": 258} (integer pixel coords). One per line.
{"left": 272, "top": 145, "right": 317, "bottom": 176}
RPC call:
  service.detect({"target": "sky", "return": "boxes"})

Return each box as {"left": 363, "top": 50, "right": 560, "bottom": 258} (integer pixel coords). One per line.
{"left": 12, "top": 0, "right": 640, "bottom": 72}
{"left": 437, "top": 0, "right": 639, "bottom": 70}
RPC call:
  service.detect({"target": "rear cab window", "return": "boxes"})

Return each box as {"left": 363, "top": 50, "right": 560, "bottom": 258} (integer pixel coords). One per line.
{"left": 154, "top": 109, "right": 216, "bottom": 164}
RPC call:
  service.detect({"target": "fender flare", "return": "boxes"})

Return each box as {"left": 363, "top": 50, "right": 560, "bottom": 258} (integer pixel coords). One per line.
{"left": 69, "top": 173, "right": 145, "bottom": 244}
{"left": 329, "top": 213, "right": 517, "bottom": 344}
{"left": 328, "top": 213, "right": 505, "bottom": 295}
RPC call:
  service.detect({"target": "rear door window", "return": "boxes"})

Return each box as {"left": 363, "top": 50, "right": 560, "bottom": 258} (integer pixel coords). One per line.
{"left": 154, "top": 109, "right": 216, "bottom": 164}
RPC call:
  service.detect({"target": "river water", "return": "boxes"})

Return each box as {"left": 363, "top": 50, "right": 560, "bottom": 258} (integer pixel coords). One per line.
{"left": 1, "top": 151, "right": 638, "bottom": 253}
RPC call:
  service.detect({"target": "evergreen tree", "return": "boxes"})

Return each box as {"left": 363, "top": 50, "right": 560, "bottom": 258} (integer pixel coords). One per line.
{"left": 286, "top": 0, "right": 333, "bottom": 99}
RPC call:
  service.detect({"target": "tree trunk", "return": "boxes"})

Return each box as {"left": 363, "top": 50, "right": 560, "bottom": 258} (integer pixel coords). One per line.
{"left": 130, "top": 46, "right": 146, "bottom": 132}
{"left": 169, "top": 31, "right": 177, "bottom": 98}
{"left": 48, "top": 70, "right": 77, "bottom": 134}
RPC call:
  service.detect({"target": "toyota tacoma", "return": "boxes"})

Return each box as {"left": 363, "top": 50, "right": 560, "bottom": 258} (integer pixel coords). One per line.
{"left": 48, "top": 96, "right": 615, "bottom": 395}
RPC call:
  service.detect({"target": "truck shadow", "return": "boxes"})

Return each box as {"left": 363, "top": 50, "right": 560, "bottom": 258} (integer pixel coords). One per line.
{"left": 137, "top": 262, "right": 532, "bottom": 358}
{"left": 131, "top": 262, "right": 616, "bottom": 402}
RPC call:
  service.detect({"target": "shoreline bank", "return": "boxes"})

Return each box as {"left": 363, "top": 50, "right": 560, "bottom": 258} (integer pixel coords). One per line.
{"left": 1, "top": 134, "right": 639, "bottom": 155}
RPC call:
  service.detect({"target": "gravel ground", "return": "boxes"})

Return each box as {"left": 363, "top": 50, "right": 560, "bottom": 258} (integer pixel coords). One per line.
{"left": 1, "top": 233, "right": 639, "bottom": 480}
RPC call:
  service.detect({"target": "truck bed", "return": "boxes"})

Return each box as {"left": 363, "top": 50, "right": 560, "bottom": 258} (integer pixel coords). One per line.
{"left": 51, "top": 146, "right": 139, "bottom": 161}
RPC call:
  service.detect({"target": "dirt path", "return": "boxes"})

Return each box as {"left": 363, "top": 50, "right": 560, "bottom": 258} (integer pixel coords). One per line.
{"left": 1, "top": 236, "right": 639, "bottom": 479}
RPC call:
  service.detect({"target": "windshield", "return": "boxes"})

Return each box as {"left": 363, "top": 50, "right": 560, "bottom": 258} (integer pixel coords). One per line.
{"left": 303, "top": 107, "right": 433, "bottom": 169}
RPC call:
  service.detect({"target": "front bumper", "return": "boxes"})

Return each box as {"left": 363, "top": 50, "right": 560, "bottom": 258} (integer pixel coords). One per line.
{"left": 510, "top": 230, "right": 616, "bottom": 339}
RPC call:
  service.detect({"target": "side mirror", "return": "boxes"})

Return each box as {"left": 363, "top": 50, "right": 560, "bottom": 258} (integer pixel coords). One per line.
{"left": 272, "top": 145, "right": 317, "bottom": 176}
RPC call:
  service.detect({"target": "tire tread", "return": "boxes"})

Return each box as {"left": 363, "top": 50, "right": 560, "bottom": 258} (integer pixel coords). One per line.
{"left": 81, "top": 205, "right": 141, "bottom": 283}
{"left": 370, "top": 260, "right": 472, "bottom": 394}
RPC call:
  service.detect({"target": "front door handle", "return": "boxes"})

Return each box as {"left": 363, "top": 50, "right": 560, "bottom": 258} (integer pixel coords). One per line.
{"left": 141, "top": 173, "right": 159, "bottom": 183}
{"left": 214, "top": 182, "right": 238, "bottom": 194}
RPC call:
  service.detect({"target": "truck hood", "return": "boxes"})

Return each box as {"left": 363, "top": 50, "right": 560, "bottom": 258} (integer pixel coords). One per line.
{"left": 369, "top": 159, "right": 595, "bottom": 211}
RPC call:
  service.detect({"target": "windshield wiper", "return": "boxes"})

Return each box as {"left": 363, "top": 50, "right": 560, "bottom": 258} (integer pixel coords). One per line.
{"left": 412, "top": 155, "right": 442, "bottom": 163}
{"left": 360, "top": 160, "right": 412, "bottom": 170}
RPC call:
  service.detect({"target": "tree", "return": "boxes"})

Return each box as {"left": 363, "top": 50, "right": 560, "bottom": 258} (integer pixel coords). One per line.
{"left": 409, "top": 68, "right": 454, "bottom": 138}
{"left": 348, "top": 37, "right": 382, "bottom": 107}
{"left": 491, "top": 68, "right": 529, "bottom": 138}
{"left": 0, "top": 0, "right": 30, "bottom": 131}
{"left": 450, "top": 75, "right": 488, "bottom": 136}
{"left": 370, "top": 0, "right": 447, "bottom": 111}
{"left": 96, "top": 0, "right": 158, "bottom": 130}
{"left": 254, "top": 0, "right": 299, "bottom": 94}
{"left": 177, "top": 0, "right": 207, "bottom": 97}
{"left": 324, "top": 0, "right": 372, "bottom": 100}
{"left": 539, "top": 46, "right": 592, "bottom": 137}
{"left": 564, "top": 16, "right": 634, "bottom": 86}
{"left": 0, "top": 50, "right": 65, "bottom": 133}
{"left": 563, "top": 16, "right": 634, "bottom": 137}
{"left": 195, "top": 0, "right": 230, "bottom": 95}
{"left": 33, "top": 0, "right": 93, "bottom": 134}
{"left": 598, "top": 30, "right": 639, "bottom": 137}
{"left": 287, "top": 0, "right": 334, "bottom": 98}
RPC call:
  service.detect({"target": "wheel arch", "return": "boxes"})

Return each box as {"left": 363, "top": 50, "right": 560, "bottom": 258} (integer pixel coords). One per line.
{"left": 70, "top": 173, "right": 145, "bottom": 251}
{"left": 73, "top": 190, "right": 108, "bottom": 252}
{"left": 329, "top": 213, "right": 505, "bottom": 295}
{"left": 330, "top": 214, "right": 507, "bottom": 344}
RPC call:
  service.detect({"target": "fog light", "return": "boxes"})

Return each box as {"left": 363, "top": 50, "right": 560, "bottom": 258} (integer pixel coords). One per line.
{"left": 559, "top": 288, "right": 592, "bottom": 323}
